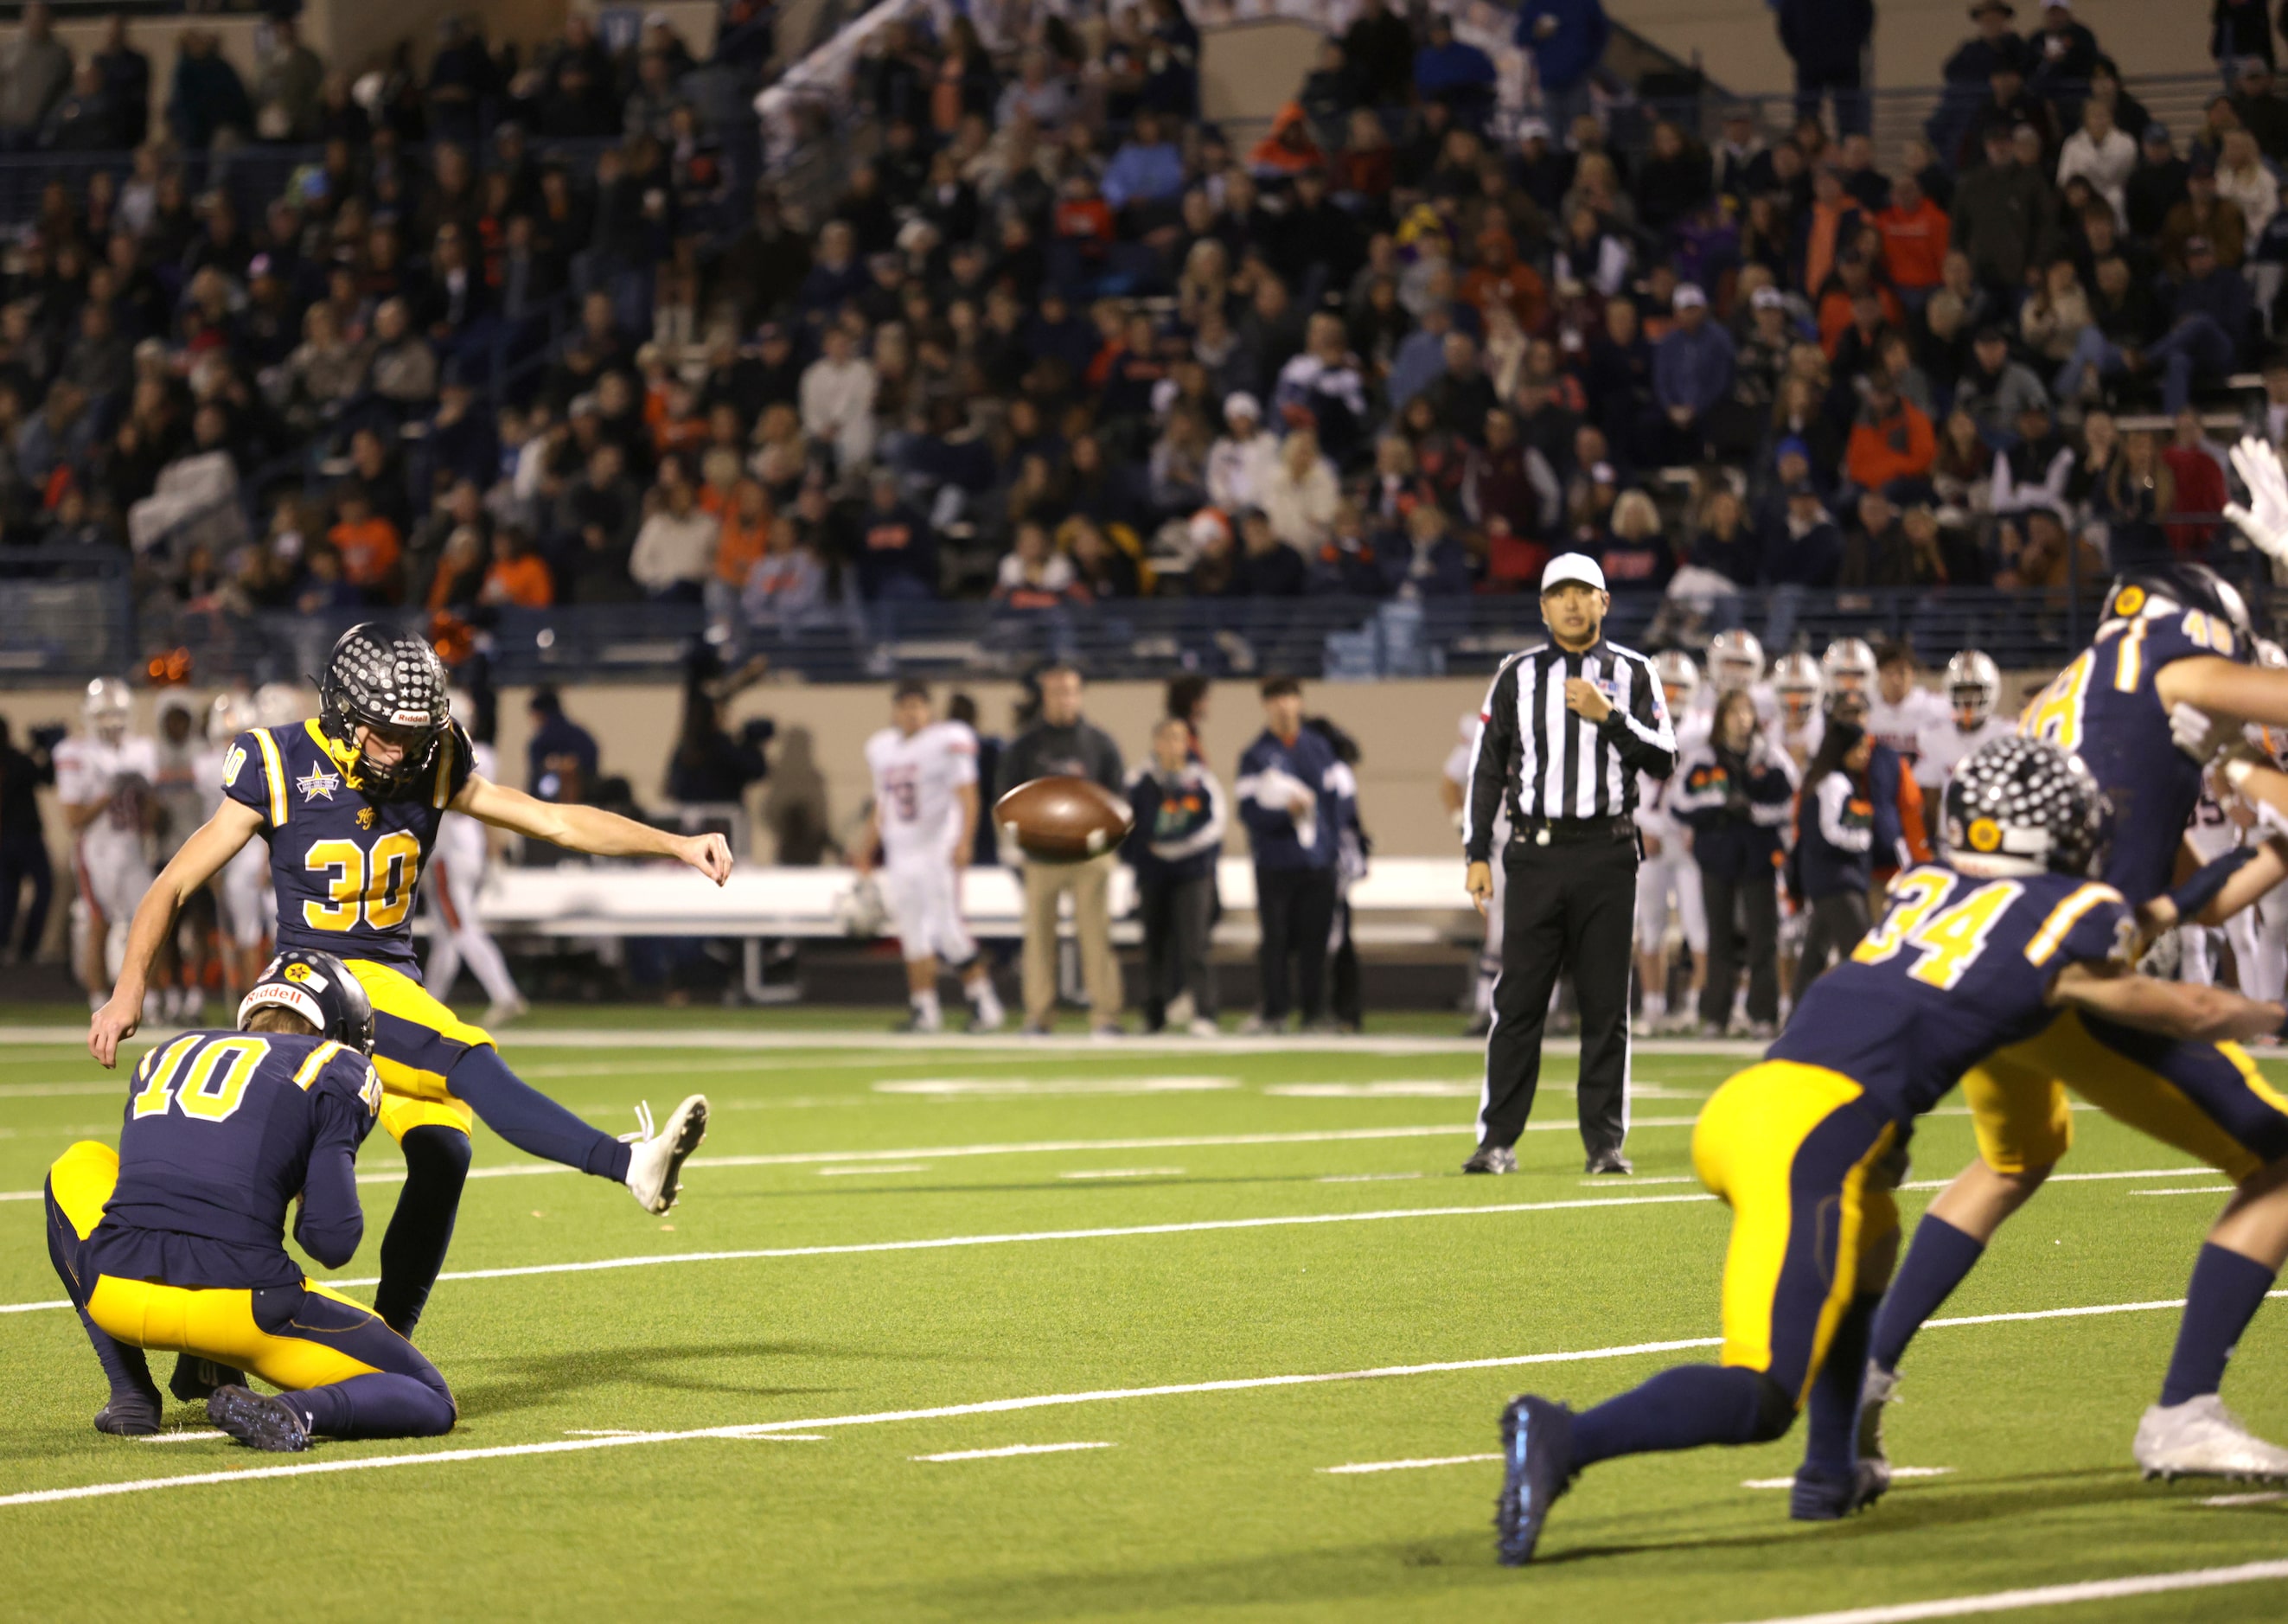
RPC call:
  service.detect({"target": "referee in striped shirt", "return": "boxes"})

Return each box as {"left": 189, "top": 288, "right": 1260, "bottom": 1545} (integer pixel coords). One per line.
{"left": 1462, "top": 554, "right": 1678, "bottom": 1175}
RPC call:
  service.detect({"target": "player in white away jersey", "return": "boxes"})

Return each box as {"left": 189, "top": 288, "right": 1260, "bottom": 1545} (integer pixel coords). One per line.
{"left": 1701, "top": 629, "right": 1777, "bottom": 727}
{"left": 1769, "top": 652, "right": 1825, "bottom": 771}
{"left": 195, "top": 692, "right": 272, "bottom": 1006}
{"left": 425, "top": 693, "right": 526, "bottom": 1027}
{"left": 1868, "top": 641, "right": 1949, "bottom": 772}
{"left": 1633, "top": 650, "right": 1710, "bottom": 1033}
{"left": 150, "top": 694, "right": 211, "bottom": 1022}
{"left": 1911, "top": 649, "right": 2016, "bottom": 796}
{"left": 858, "top": 681, "right": 1005, "bottom": 1033}
{"left": 54, "top": 678, "right": 160, "bottom": 1007}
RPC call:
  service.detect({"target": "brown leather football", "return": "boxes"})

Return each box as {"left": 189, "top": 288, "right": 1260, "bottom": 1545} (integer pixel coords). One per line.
{"left": 995, "top": 775, "right": 1134, "bottom": 861}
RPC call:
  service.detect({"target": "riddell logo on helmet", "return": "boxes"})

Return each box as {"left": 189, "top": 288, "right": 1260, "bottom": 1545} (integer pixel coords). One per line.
{"left": 390, "top": 709, "right": 433, "bottom": 726}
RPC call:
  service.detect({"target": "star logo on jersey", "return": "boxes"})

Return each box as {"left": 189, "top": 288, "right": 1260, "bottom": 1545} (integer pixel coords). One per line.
{"left": 297, "top": 766, "right": 342, "bottom": 803}
{"left": 357, "top": 807, "right": 375, "bottom": 829}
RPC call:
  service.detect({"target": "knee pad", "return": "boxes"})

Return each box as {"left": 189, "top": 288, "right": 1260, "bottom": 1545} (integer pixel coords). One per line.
{"left": 1748, "top": 1372, "right": 1797, "bottom": 1443}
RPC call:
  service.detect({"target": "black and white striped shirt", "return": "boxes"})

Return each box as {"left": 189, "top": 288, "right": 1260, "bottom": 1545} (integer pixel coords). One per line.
{"left": 1463, "top": 639, "right": 1678, "bottom": 859}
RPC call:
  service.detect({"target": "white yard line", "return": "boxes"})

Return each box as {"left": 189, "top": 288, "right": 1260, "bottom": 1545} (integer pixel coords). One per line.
{"left": 1320, "top": 1454, "right": 1500, "bottom": 1474}
{"left": 1899, "top": 1166, "right": 2209, "bottom": 1192}
{"left": 911, "top": 1442, "right": 1114, "bottom": 1462}
{"left": 1058, "top": 1168, "right": 1185, "bottom": 1180}
{"left": 817, "top": 1165, "right": 930, "bottom": 1177}
{"left": 3, "top": 1285, "right": 2272, "bottom": 1509}
{"left": 2202, "top": 1491, "right": 2288, "bottom": 1507}
{"left": 1317, "top": 1173, "right": 1423, "bottom": 1184}
{"left": 137, "top": 1431, "right": 226, "bottom": 1444}
{"left": 2129, "top": 1187, "right": 2239, "bottom": 1197}
{"left": 1723, "top": 1559, "right": 2288, "bottom": 1624}
{"left": 1742, "top": 1467, "right": 1953, "bottom": 1489}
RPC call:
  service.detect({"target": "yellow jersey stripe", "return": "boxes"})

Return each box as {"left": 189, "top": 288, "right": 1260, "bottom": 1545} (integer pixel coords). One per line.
{"left": 2114, "top": 619, "right": 2147, "bottom": 694}
{"left": 291, "top": 1039, "right": 348, "bottom": 1091}
{"left": 2023, "top": 882, "right": 2124, "bottom": 965}
{"left": 252, "top": 728, "right": 288, "bottom": 827}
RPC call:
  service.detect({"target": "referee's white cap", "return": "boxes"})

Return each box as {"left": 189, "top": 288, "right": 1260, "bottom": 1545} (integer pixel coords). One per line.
{"left": 1540, "top": 553, "right": 1607, "bottom": 594}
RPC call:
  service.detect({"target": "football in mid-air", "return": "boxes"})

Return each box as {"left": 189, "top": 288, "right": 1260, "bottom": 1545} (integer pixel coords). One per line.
{"left": 995, "top": 776, "right": 1134, "bottom": 860}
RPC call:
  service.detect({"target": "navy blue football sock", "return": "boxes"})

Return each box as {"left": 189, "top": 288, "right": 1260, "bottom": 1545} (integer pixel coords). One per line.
{"left": 1869, "top": 1216, "right": 1984, "bottom": 1374}
{"left": 374, "top": 1126, "right": 470, "bottom": 1338}
{"left": 1569, "top": 1365, "right": 1772, "bottom": 1470}
{"left": 1800, "top": 1292, "right": 1881, "bottom": 1480}
{"left": 2160, "top": 1244, "right": 2278, "bottom": 1407}
{"left": 295, "top": 1373, "right": 457, "bottom": 1440}
{"left": 448, "top": 1047, "right": 631, "bottom": 1181}
{"left": 45, "top": 1179, "right": 157, "bottom": 1405}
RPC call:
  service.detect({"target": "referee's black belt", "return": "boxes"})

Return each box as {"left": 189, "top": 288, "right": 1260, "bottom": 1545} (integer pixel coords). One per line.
{"left": 1508, "top": 816, "right": 1636, "bottom": 847}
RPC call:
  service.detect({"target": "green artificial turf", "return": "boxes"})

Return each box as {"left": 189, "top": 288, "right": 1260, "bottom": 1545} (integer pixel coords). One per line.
{"left": 0, "top": 1013, "right": 2284, "bottom": 1621}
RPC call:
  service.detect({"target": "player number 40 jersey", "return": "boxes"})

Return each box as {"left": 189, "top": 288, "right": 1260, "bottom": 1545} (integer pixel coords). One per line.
{"left": 2018, "top": 597, "right": 2239, "bottom": 904}
{"left": 221, "top": 719, "right": 476, "bottom": 969}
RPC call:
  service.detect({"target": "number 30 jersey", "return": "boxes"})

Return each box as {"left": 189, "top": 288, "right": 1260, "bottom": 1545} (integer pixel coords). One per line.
{"left": 1767, "top": 864, "right": 2133, "bottom": 1123}
{"left": 220, "top": 719, "right": 476, "bottom": 969}
{"left": 2019, "top": 593, "right": 2240, "bottom": 904}
{"left": 93, "top": 1026, "right": 382, "bottom": 1289}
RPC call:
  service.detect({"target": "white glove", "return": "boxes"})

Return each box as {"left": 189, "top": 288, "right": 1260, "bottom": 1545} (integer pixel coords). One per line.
{"left": 2170, "top": 701, "right": 2231, "bottom": 764}
{"left": 2227, "top": 437, "right": 2288, "bottom": 566}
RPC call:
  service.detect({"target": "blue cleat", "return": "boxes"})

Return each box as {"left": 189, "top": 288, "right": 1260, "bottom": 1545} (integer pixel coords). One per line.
{"left": 1495, "top": 1395, "right": 1575, "bottom": 1566}
{"left": 1788, "top": 1459, "right": 1890, "bottom": 1521}
{"left": 207, "top": 1384, "right": 311, "bottom": 1453}
{"left": 93, "top": 1388, "right": 162, "bottom": 1437}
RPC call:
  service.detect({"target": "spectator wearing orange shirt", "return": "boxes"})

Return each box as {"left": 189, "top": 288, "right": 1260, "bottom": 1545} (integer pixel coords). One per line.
{"left": 481, "top": 527, "right": 554, "bottom": 608}
{"left": 328, "top": 488, "right": 404, "bottom": 604}
{"left": 650, "top": 377, "right": 707, "bottom": 461}
{"left": 1844, "top": 373, "right": 1936, "bottom": 499}
{"left": 1248, "top": 102, "right": 1323, "bottom": 177}
{"left": 1461, "top": 227, "right": 1549, "bottom": 334}
{"left": 1874, "top": 174, "right": 1950, "bottom": 301}
{"left": 714, "top": 477, "right": 773, "bottom": 590}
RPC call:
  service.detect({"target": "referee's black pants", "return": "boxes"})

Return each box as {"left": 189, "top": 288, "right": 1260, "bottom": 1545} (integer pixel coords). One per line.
{"left": 1478, "top": 828, "right": 1635, "bottom": 1160}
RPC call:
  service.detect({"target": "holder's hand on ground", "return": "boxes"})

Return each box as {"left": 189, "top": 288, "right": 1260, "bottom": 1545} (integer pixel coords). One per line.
{"left": 1466, "top": 860, "right": 1492, "bottom": 917}
{"left": 89, "top": 991, "right": 140, "bottom": 1069}
{"left": 675, "top": 832, "right": 734, "bottom": 886}
{"left": 2227, "top": 437, "right": 2288, "bottom": 566}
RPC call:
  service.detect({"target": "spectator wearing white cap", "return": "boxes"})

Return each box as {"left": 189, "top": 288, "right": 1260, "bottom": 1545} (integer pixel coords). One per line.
{"left": 1206, "top": 393, "right": 1278, "bottom": 515}
{"left": 1459, "top": 551, "right": 1678, "bottom": 1175}
{"left": 1650, "top": 283, "right": 1734, "bottom": 465}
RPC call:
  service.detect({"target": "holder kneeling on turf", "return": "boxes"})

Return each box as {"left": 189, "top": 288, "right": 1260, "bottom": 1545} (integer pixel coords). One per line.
{"left": 46, "top": 949, "right": 456, "bottom": 1450}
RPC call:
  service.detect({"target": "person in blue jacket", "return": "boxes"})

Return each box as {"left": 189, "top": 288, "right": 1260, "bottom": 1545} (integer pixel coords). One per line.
{"left": 1125, "top": 716, "right": 1230, "bottom": 1035}
{"left": 1515, "top": 0, "right": 1609, "bottom": 132}
{"left": 1786, "top": 716, "right": 1876, "bottom": 1007}
{"left": 1672, "top": 687, "right": 1798, "bottom": 1036}
{"left": 1235, "top": 677, "right": 1354, "bottom": 1033}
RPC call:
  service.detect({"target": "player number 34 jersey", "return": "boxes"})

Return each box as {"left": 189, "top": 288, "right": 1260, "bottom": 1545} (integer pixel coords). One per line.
{"left": 1767, "top": 864, "right": 2134, "bottom": 1122}
{"left": 221, "top": 719, "right": 476, "bottom": 968}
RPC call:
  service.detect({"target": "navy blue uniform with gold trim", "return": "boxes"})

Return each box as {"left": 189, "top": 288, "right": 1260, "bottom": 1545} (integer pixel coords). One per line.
{"left": 219, "top": 719, "right": 489, "bottom": 1142}
{"left": 1986, "top": 590, "right": 2288, "bottom": 1178}
{"left": 44, "top": 1030, "right": 455, "bottom": 1436}
{"left": 1695, "top": 866, "right": 2133, "bottom": 1401}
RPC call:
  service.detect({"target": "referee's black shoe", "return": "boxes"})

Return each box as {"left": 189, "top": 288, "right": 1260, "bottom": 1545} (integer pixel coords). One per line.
{"left": 1584, "top": 1149, "right": 1633, "bottom": 1175}
{"left": 1462, "top": 1144, "right": 1515, "bottom": 1174}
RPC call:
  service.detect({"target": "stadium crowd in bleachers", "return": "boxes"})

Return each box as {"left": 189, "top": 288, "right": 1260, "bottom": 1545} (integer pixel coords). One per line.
{"left": 0, "top": 0, "right": 2280, "bottom": 658}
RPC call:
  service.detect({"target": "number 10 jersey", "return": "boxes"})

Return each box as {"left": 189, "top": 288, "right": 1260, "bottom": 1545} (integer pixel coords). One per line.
{"left": 221, "top": 718, "right": 476, "bottom": 969}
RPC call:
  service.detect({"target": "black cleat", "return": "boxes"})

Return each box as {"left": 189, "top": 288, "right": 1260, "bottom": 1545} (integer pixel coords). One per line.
{"left": 169, "top": 1355, "right": 245, "bottom": 1403}
{"left": 1462, "top": 1145, "right": 1517, "bottom": 1175}
{"left": 1584, "top": 1149, "right": 1633, "bottom": 1175}
{"left": 93, "top": 1389, "right": 162, "bottom": 1437}
{"left": 1496, "top": 1395, "right": 1575, "bottom": 1566}
{"left": 207, "top": 1384, "right": 311, "bottom": 1453}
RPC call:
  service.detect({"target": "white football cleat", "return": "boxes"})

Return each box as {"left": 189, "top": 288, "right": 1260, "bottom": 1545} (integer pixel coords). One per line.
{"left": 623, "top": 1095, "right": 709, "bottom": 1216}
{"left": 2135, "top": 1395, "right": 2288, "bottom": 1481}
{"left": 484, "top": 995, "right": 529, "bottom": 1029}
